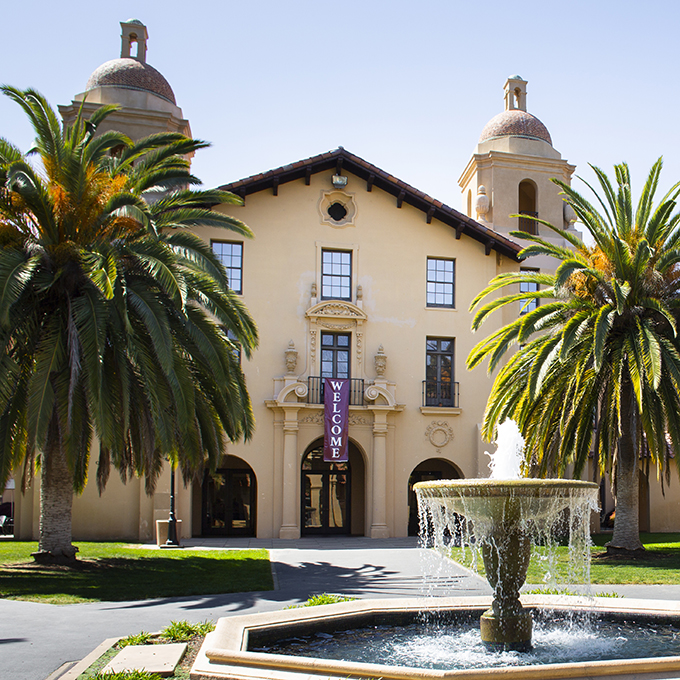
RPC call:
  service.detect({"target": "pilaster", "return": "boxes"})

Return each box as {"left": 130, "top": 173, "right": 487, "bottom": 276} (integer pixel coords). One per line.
{"left": 279, "top": 406, "right": 301, "bottom": 539}
{"left": 369, "top": 411, "right": 390, "bottom": 538}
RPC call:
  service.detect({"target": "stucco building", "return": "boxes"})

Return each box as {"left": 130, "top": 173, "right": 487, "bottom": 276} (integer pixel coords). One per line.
{"left": 10, "top": 20, "right": 674, "bottom": 541}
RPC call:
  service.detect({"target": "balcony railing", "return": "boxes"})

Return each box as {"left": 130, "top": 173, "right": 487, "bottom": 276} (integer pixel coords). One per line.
{"left": 518, "top": 211, "right": 539, "bottom": 235}
{"left": 422, "top": 380, "right": 459, "bottom": 408}
{"left": 307, "top": 377, "right": 365, "bottom": 406}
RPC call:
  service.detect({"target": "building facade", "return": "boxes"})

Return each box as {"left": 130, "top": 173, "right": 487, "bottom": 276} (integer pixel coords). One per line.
{"left": 11, "top": 21, "right": 678, "bottom": 541}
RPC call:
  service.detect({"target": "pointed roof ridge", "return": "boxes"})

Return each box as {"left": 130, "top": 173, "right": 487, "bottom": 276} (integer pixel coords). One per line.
{"left": 218, "top": 147, "right": 522, "bottom": 260}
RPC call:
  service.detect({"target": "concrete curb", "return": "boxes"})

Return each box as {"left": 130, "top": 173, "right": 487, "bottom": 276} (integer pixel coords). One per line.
{"left": 45, "top": 637, "right": 120, "bottom": 680}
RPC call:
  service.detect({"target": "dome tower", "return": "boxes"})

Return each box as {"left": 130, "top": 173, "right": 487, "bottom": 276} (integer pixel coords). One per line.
{"left": 59, "top": 20, "right": 191, "bottom": 142}
{"left": 458, "top": 76, "right": 578, "bottom": 262}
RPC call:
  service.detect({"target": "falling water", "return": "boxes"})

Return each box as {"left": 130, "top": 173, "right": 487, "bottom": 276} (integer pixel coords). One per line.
{"left": 416, "top": 419, "right": 600, "bottom": 600}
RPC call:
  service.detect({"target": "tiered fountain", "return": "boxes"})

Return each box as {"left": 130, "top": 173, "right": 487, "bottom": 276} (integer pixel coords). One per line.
{"left": 414, "top": 420, "right": 599, "bottom": 651}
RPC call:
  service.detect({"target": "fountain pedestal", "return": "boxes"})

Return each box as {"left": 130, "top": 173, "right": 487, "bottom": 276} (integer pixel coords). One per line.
{"left": 479, "top": 526, "right": 532, "bottom": 650}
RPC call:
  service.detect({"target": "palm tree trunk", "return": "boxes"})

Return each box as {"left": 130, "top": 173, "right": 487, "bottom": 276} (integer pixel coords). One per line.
{"left": 33, "top": 412, "right": 77, "bottom": 564}
{"left": 607, "top": 379, "right": 644, "bottom": 553}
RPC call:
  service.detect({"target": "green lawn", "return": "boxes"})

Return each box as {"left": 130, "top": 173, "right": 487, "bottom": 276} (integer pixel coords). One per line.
{"left": 0, "top": 542, "right": 273, "bottom": 603}
{"left": 450, "top": 533, "right": 680, "bottom": 586}
{"left": 588, "top": 533, "right": 680, "bottom": 584}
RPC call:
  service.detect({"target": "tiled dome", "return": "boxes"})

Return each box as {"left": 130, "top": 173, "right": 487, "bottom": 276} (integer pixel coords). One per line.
{"left": 85, "top": 58, "right": 176, "bottom": 105}
{"left": 479, "top": 109, "right": 552, "bottom": 145}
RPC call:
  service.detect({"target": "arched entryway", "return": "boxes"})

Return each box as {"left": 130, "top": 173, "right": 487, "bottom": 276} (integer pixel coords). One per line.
{"left": 407, "top": 458, "right": 462, "bottom": 536}
{"left": 301, "top": 439, "right": 365, "bottom": 536}
{"left": 201, "top": 456, "right": 257, "bottom": 536}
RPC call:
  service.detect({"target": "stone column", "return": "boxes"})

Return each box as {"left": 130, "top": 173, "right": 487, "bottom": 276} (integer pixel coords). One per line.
{"left": 279, "top": 407, "right": 301, "bottom": 539}
{"left": 370, "top": 412, "right": 390, "bottom": 538}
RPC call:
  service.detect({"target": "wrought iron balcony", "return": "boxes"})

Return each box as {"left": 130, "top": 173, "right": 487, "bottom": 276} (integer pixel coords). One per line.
{"left": 518, "top": 211, "right": 539, "bottom": 235}
{"left": 422, "top": 380, "right": 459, "bottom": 408}
{"left": 307, "top": 377, "right": 364, "bottom": 406}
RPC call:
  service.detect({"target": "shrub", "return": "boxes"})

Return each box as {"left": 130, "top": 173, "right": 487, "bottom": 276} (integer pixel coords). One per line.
{"left": 160, "top": 619, "right": 215, "bottom": 642}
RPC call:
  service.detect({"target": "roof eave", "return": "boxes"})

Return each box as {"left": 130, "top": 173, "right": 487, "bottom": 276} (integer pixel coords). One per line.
{"left": 218, "top": 148, "right": 522, "bottom": 261}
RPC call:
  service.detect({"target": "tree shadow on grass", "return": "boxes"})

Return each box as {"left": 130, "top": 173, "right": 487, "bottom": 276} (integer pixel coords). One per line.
{"left": 117, "top": 558, "right": 468, "bottom": 614}
{"left": 0, "top": 554, "right": 273, "bottom": 602}
{"left": 0, "top": 551, "right": 480, "bottom": 610}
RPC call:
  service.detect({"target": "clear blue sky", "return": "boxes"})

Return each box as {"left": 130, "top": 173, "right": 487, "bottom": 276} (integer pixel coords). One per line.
{"left": 2, "top": 0, "right": 678, "bottom": 214}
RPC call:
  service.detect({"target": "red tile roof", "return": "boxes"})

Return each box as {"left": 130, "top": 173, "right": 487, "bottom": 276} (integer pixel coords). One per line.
{"left": 218, "top": 147, "right": 522, "bottom": 260}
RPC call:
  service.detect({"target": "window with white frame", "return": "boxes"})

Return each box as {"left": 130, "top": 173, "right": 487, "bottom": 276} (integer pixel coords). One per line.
{"left": 321, "top": 249, "right": 352, "bottom": 300}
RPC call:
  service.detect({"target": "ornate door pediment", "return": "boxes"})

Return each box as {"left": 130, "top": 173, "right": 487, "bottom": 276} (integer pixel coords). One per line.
{"left": 306, "top": 301, "right": 367, "bottom": 378}
{"left": 306, "top": 300, "right": 367, "bottom": 325}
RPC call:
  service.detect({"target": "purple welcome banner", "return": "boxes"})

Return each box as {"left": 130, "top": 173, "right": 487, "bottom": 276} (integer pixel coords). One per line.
{"left": 323, "top": 378, "right": 350, "bottom": 462}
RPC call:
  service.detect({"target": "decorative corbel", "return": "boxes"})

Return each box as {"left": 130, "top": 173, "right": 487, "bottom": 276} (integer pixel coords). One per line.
{"left": 285, "top": 340, "right": 298, "bottom": 375}
{"left": 374, "top": 344, "right": 387, "bottom": 378}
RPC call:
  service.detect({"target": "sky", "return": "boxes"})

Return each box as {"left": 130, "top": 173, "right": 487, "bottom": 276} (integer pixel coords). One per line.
{"left": 2, "top": 0, "right": 679, "bottom": 216}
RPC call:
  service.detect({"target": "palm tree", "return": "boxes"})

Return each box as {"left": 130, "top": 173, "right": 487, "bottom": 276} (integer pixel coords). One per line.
{"left": 467, "top": 159, "right": 680, "bottom": 553}
{"left": 0, "top": 87, "right": 258, "bottom": 563}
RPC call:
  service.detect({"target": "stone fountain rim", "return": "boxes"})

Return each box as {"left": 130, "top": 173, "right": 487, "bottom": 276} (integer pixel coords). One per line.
{"left": 414, "top": 478, "right": 599, "bottom": 496}
{"left": 192, "top": 595, "right": 680, "bottom": 680}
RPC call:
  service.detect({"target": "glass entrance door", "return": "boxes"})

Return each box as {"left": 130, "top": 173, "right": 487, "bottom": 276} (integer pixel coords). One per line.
{"left": 202, "top": 469, "right": 256, "bottom": 536}
{"left": 302, "top": 446, "right": 350, "bottom": 535}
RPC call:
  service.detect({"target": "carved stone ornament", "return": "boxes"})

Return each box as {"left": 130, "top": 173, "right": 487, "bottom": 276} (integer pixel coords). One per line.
{"left": 374, "top": 344, "right": 387, "bottom": 377}
{"left": 425, "top": 420, "right": 454, "bottom": 449}
{"left": 564, "top": 202, "right": 577, "bottom": 225}
{"left": 319, "top": 190, "right": 357, "bottom": 228}
{"left": 319, "top": 321, "right": 355, "bottom": 330}
{"left": 310, "top": 330, "right": 317, "bottom": 360}
{"left": 285, "top": 340, "right": 298, "bottom": 374}
{"left": 299, "top": 411, "right": 324, "bottom": 425}
{"left": 311, "top": 282, "right": 318, "bottom": 298}
{"left": 476, "top": 185, "right": 490, "bottom": 221}
{"left": 317, "top": 303, "right": 361, "bottom": 317}
{"left": 307, "top": 300, "right": 367, "bottom": 322}
{"left": 299, "top": 411, "right": 368, "bottom": 426}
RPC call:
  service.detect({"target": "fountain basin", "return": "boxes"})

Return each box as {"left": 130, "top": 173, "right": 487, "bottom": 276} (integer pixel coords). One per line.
{"left": 414, "top": 479, "right": 599, "bottom": 525}
{"left": 190, "top": 596, "right": 680, "bottom": 680}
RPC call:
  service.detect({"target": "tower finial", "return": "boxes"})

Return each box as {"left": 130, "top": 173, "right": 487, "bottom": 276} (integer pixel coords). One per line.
{"left": 120, "top": 19, "right": 149, "bottom": 63}
{"left": 504, "top": 75, "right": 527, "bottom": 112}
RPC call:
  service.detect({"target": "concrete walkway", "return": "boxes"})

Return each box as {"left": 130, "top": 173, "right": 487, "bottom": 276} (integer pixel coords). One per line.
{"left": 0, "top": 537, "right": 491, "bottom": 680}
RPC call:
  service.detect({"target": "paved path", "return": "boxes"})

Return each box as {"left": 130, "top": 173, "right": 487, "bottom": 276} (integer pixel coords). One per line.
{"left": 4, "top": 537, "right": 680, "bottom": 680}
{"left": 0, "top": 537, "right": 491, "bottom": 680}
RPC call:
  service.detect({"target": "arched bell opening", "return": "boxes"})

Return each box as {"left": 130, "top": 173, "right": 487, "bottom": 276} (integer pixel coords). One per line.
{"left": 518, "top": 179, "right": 538, "bottom": 235}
